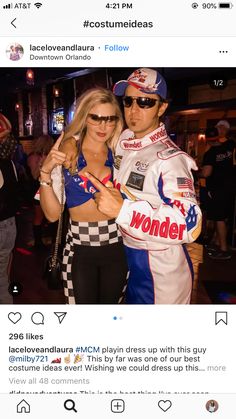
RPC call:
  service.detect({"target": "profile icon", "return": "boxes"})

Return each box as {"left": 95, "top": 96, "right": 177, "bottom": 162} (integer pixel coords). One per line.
{"left": 205, "top": 399, "right": 219, "bottom": 413}
{"left": 6, "top": 43, "right": 24, "bottom": 61}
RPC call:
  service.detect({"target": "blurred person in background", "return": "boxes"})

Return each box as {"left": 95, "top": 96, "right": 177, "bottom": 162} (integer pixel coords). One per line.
{"left": 198, "top": 127, "right": 219, "bottom": 244}
{"left": 0, "top": 113, "right": 18, "bottom": 303}
{"left": 27, "top": 134, "right": 54, "bottom": 249}
{"left": 201, "top": 120, "right": 236, "bottom": 260}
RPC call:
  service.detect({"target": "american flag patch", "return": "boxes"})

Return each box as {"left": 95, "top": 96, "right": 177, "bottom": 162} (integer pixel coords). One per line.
{"left": 177, "top": 177, "right": 193, "bottom": 190}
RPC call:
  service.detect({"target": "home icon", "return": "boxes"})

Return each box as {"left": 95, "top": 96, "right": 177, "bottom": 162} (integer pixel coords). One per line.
{"left": 17, "top": 399, "right": 30, "bottom": 413}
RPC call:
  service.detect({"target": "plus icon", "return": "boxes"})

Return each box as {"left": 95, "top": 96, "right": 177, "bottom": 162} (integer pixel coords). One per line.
{"left": 111, "top": 399, "right": 125, "bottom": 413}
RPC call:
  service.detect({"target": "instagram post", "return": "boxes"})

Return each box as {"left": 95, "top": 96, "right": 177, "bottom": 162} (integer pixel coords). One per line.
{"left": 0, "top": 67, "right": 235, "bottom": 305}
{"left": 0, "top": 66, "right": 235, "bottom": 418}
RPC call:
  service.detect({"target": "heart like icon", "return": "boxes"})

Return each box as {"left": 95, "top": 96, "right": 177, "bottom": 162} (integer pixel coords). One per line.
{"left": 158, "top": 400, "right": 172, "bottom": 412}
{"left": 8, "top": 312, "right": 22, "bottom": 324}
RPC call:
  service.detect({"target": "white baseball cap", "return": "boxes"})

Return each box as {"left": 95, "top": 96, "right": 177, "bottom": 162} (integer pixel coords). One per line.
{"left": 113, "top": 68, "right": 167, "bottom": 100}
{"left": 215, "top": 120, "right": 230, "bottom": 130}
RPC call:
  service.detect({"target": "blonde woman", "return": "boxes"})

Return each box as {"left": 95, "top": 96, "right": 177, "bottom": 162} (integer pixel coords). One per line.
{"left": 39, "top": 88, "right": 128, "bottom": 304}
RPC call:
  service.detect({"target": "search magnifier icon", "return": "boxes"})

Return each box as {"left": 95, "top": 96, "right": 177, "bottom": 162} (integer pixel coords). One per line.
{"left": 64, "top": 399, "right": 77, "bottom": 413}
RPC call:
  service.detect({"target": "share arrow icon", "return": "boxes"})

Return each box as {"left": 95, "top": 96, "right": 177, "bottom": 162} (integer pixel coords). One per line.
{"left": 54, "top": 312, "right": 67, "bottom": 324}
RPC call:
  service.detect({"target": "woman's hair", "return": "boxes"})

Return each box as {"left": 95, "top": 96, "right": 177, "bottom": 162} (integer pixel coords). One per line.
{"left": 33, "top": 135, "right": 54, "bottom": 155}
{"left": 63, "top": 87, "right": 124, "bottom": 153}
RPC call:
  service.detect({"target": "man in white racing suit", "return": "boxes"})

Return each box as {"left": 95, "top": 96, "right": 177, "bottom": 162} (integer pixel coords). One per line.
{"left": 86, "top": 68, "right": 202, "bottom": 304}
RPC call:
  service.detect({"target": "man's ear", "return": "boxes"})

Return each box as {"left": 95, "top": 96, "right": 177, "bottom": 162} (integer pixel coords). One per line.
{"left": 158, "top": 102, "right": 168, "bottom": 117}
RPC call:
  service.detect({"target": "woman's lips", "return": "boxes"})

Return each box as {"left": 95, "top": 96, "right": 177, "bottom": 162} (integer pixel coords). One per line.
{"left": 96, "top": 132, "right": 106, "bottom": 137}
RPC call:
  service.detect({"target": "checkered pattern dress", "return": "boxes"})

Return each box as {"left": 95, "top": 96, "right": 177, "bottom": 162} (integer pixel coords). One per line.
{"left": 62, "top": 219, "right": 123, "bottom": 304}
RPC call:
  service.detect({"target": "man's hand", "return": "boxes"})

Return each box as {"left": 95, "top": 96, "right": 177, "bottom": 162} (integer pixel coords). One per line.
{"left": 85, "top": 172, "right": 124, "bottom": 218}
{"left": 59, "top": 137, "right": 78, "bottom": 172}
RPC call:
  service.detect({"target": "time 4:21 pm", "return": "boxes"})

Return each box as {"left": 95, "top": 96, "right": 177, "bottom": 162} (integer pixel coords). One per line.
{"left": 105, "top": 3, "right": 133, "bottom": 8}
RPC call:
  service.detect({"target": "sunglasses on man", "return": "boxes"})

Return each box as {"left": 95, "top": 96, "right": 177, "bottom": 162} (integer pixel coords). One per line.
{"left": 122, "top": 96, "right": 161, "bottom": 109}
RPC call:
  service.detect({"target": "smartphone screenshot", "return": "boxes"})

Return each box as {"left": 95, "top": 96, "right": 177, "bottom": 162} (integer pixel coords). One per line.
{"left": 0, "top": 0, "right": 236, "bottom": 417}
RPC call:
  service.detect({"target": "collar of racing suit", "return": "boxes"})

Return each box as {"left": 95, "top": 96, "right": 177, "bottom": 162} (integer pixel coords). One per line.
{"left": 120, "top": 123, "right": 168, "bottom": 151}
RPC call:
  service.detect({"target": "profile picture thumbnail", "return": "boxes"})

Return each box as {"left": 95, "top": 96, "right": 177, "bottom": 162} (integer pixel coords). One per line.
{"left": 205, "top": 399, "right": 219, "bottom": 413}
{"left": 6, "top": 43, "right": 24, "bottom": 61}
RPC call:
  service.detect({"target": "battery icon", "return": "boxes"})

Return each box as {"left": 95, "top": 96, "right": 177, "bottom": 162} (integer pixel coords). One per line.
{"left": 218, "top": 2, "right": 233, "bottom": 7}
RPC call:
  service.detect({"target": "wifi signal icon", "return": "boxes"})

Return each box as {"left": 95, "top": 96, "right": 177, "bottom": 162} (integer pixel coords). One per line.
{"left": 34, "top": 2, "right": 42, "bottom": 8}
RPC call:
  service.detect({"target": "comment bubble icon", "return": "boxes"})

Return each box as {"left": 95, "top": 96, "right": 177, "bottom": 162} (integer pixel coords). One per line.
{"left": 31, "top": 312, "right": 44, "bottom": 325}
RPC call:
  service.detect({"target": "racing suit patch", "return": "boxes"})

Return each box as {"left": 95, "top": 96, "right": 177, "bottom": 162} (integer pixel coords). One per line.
{"left": 174, "top": 191, "right": 196, "bottom": 199}
{"left": 114, "top": 155, "right": 123, "bottom": 170}
{"left": 126, "top": 171, "right": 145, "bottom": 191}
{"left": 135, "top": 160, "right": 149, "bottom": 172}
{"left": 177, "top": 177, "right": 194, "bottom": 191}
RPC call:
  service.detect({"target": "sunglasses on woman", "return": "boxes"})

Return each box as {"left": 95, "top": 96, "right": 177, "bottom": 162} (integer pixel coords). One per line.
{"left": 122, "top": 96, "right": 160, "bottom": 109}
{"left": 87, "top": 113, "right": 119, "bottom": 126}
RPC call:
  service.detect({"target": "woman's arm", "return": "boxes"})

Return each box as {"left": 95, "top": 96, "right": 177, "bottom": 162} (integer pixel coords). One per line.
{"left": 39, "top": 133, "right": 66, "bottom": 222}
{"left": 39, "top": 173, "right": 62, "bottom": 222}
